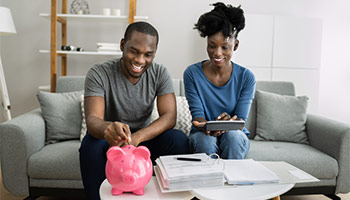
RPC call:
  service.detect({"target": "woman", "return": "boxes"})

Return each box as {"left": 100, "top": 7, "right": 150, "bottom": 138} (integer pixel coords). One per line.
{"left": 183, "top": 2, "right": 255, "bottom": 159}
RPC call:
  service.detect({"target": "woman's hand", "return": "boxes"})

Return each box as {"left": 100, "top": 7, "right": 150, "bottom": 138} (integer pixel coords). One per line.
{"left": 192, "top": 119, "right": 223, "bottom": 137}
{"left": 192, "top": 120, "right": 207, "bottom": 133}
{"left": 211, "top": 113, "right": 243, "bottom": 136}
{"left": 216, "top": 112, "right": 234, "bottom": 120}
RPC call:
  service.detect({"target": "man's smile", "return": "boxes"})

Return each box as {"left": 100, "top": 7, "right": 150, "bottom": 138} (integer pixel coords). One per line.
{"left": 131, "top": 64, "right": 144, "bottom": 73}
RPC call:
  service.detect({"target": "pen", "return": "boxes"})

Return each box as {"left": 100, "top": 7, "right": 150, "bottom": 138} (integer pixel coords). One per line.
{"left": 176, "top": 157, "right": 202, "bottom": 162}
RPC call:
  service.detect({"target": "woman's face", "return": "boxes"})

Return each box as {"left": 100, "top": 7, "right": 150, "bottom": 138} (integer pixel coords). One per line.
{"left": 206, "top": 31, "right": 239, "bottom": 68}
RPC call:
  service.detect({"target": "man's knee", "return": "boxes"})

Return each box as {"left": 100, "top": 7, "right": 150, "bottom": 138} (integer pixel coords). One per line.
{"left": 80, "top": 133, "right": 109, "bottom": 161}
{"left": 161, "top": 129, "right": 189, "bottom": 154}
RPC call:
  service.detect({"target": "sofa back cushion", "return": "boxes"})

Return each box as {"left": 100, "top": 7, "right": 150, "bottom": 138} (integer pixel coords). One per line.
{"left": 254, "top": 90, "right": 308, "bottom": 143}
{"left": 57, "top": 76, "right": 85, "bottom": 93}
{"left": 246, "top": 81, "right": 295, "bottom": 139}
{"left": 37, "top": 90, "right": 84, "bottom": 144}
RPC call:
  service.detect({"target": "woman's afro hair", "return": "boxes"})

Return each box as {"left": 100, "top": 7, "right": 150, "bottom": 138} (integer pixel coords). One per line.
{"left": 194, "top": 2, "right": 245, "bottom": 38}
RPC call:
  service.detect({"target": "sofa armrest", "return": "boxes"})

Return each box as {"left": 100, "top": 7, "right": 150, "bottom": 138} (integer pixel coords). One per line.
{"left": 0, "top": 109, "right": 45, "bottom": 196}
{"left": 306, "top": 114, "right": 350, "bottom": 193}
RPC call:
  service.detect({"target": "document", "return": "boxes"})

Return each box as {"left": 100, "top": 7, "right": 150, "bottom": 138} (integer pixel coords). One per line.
{"left": 223, "top": 159, "right": 279, "bottom": 184}
{"left": 156, "top": 153, "right": 225, "bottom": 191}
{"left": 155, "top": 154, "right": 280, "bottom": 193}
{"left": 158, "top": 153, "right": 223, "bottom": 179}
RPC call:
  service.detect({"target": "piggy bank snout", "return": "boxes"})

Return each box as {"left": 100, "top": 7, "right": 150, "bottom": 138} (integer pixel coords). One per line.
{"left": 122, "top": 171, "right": 135, "bottom": 184}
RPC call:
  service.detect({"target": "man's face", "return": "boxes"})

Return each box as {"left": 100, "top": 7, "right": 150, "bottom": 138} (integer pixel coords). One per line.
{"left": 120, "top": 31, "right": 157, "bottom": 81}
{"left": 206, "top": 31, "right": 239, "bottom": 68}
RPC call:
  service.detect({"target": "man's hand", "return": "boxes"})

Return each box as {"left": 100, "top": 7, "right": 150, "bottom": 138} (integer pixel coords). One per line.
{"left": 104, "top": 122, "right": 132, "bottom": 146}
{"left": 114, "top": 134, "right": 142, "bottom": 147}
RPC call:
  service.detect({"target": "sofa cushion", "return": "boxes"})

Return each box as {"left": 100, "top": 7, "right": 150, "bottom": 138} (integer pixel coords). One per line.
{"left": 37, "top": 90, "right": 84, "bottom": 144}
{"left": 152, "top": 96, "right": 192, "bottom": 136}
{"left": 254, "top": 90, "right": 309, "bottom": 144}
{"left": 28, "top": 140, "right": 82, "bottom": 180}
{"left": 246, "top": 140, "right": 338, "bottom": 179}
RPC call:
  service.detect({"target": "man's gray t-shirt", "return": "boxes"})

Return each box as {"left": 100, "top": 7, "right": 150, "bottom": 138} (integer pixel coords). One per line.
{"left": 85, "top": 58, "right": 174, "bottom": 132}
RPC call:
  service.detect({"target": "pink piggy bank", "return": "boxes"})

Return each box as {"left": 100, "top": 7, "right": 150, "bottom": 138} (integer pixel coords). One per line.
{"left": 105, "top": 145, "right": 153, "bottom": 195}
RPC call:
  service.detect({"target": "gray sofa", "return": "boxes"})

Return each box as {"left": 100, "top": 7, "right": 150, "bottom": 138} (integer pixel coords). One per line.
{"left": 0, "top": 76, "right": 349, "bottom": 199}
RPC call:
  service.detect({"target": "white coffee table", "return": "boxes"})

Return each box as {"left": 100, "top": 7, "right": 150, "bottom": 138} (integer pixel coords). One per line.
{"left": 100, "top": 161, "right": 318, "bottom": 200}
{"left": 191, "top": 183, "right": 294, "bottom": 200}
{"left": 99, "top": 177, "right": 194, "bottom": 200}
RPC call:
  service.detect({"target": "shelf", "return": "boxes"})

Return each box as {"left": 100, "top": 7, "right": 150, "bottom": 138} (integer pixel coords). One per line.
{"left": 39, "top": 13, "right": 148, "bottom": 22}
{"left": 44, "top": 0, "right": 139, "bottom": 92}
{"left": 39, "top": 50, "right": 122, "bottom": 56}
{"left": 38, "top": 85, "right": 51, "bottom": 92}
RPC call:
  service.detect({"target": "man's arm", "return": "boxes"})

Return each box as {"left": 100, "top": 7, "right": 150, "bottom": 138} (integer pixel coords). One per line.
{"left": 131, "top": 93, "right": 176, "bottom": 146}
{"left": 85, "top": 96, "right": 131, "bottom": 146}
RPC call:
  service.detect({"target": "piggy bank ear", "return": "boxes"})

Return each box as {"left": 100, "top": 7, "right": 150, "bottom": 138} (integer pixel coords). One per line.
{"left": 107, "top": 146, "right": 125, "bottom": 161}
{"left": 133, "top": 146, "right": 151, "bottom": 161}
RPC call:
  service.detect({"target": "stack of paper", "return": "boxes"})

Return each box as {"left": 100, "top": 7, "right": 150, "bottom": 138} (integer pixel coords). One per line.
{"left": 223, "top": 159, "right": 280, "bottom": 184}
{"left": 96, "top": 42, "right": 120, "bottom": 52}
{"left": 155, "top": 153, "right": 225, "bottom": 191}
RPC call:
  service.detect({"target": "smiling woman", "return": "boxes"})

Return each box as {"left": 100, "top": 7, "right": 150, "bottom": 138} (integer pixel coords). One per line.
{"left": 183, "top": 2, "right": 256, "bottom": 160}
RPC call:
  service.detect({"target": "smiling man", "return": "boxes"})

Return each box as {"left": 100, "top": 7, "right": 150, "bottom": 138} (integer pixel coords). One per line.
{"left": 79, "top": 21, "right": 189, "bottom": 200}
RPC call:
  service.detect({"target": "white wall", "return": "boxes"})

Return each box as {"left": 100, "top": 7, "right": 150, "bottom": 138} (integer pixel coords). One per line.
{"left": 0, "top": 0, "right": 349, "bottom": 124}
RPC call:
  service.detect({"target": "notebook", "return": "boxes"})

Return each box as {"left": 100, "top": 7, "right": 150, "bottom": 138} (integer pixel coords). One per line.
{"left": 223, "top": 159, "right": 280, "bottom": 184}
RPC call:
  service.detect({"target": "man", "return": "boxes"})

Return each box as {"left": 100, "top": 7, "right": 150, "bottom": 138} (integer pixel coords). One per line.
{"left": 79, "top": 21, "right": 189, "bottom": 200}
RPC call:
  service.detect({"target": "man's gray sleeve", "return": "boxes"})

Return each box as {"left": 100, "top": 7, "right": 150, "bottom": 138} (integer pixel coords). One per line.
{"left": 156, "top": 65, "right": 174, "bottom": 96}
{"left": 84, "top": 66, "right": 105, "bottom": 98}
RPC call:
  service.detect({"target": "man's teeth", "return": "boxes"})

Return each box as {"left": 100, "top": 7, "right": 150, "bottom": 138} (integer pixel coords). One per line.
{"left": 132, "top": 64, "right": 143, "bottom": 70}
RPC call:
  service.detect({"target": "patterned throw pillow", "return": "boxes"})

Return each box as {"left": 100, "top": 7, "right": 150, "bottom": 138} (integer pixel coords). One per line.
{"left": 151, "top": 96, "right": 192, "bottom": 136}
{"left": 174, "top": 96, "right": 192, "bottom": 136}
{"left": 80, "top": 95, "right": 87, "bottom": 141}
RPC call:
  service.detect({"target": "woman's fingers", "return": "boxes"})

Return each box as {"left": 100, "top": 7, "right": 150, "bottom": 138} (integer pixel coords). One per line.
{"left": 217, "top": 112, "right": 231, "bottom": 120}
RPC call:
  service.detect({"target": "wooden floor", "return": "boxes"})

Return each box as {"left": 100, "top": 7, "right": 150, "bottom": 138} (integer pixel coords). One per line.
{"left": 1, "top": 166, "right": 349, "bottom": 200}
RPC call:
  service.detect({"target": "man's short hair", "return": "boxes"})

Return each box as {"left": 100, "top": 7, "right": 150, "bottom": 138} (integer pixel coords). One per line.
{"left": 124, "top": 21, "right": 159, "bottom": 45}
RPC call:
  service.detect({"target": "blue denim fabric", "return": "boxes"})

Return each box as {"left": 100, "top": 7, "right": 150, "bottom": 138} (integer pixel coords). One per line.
{"left": 189, "top": 129, "right": 250, "bottom": 159}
